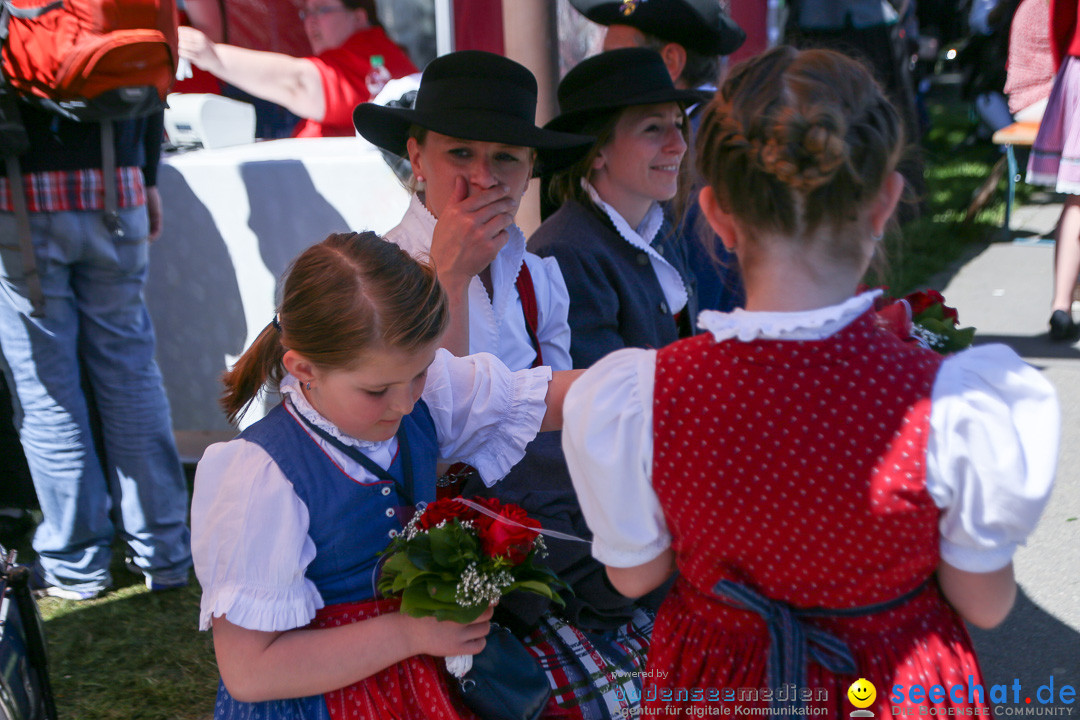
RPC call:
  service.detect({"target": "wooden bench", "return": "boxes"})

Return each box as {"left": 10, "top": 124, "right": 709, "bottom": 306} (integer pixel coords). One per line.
{"left": 991, "top": 121, "right": 1040, "bottom": 231}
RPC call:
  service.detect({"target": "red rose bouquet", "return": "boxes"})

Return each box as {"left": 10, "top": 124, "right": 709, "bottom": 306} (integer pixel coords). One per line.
{"left": 869, "top": 288, "right": 976, "bottom": 354}
{"left": 378, "top": 496, "right": 567, "bottom": 676}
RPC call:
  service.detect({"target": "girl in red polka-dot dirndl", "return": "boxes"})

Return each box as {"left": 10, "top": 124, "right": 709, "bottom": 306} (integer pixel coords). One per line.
{"left": 562, "top": 46, "right": 1059, "bottom": 719}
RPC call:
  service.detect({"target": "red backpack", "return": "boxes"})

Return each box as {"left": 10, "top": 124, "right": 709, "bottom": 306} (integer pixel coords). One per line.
{"left": 0, "top": 0, "right": 179, "bottom": 121}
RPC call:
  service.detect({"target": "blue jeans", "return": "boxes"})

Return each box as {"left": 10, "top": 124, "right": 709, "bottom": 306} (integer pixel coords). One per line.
{"left": 0, "top": 206, "right": 191, "bottom": 593}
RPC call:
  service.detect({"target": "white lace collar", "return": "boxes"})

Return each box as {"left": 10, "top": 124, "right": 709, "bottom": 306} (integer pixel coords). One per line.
{"left": 583, "top": 181, "right": 688, "bottom": 313}
{"left": 697, "top": 290, "right": 882, "bottom": 342}
{"left": 409, "top": 193, "right": 438, "bottom": 239}
{"left": 584, "top": 180, "right": 665, "bottom": 248}
{"left": 280, "top": 374, "right": 385, "bottom": 452}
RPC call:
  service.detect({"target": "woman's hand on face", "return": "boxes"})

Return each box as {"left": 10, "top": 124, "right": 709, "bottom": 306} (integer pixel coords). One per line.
{"left": 429, "top": 176, "right": 518, "bottom": 289}
{"left": 178, "top": 26, "right": 222, "bottom": 74}
{"left": 402, "top": 604, "right": 494, "bottom": 658}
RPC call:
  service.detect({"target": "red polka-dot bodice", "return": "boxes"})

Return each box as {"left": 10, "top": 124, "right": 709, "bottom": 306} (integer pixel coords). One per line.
{"left": 653, "top": 309, "right": 943, "bottom": 609}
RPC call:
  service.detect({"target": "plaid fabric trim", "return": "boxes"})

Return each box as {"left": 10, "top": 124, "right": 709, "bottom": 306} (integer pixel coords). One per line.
{"left": 0, "top": 167, "right": 145, "bottom": 213}
{"left": 522, "top": 607, "right": 654, "bottom": 720}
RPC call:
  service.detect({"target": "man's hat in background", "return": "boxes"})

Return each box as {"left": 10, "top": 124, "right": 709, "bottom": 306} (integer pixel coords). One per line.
{"left": 569, "top": 0, "right": 745, "bottom": 56}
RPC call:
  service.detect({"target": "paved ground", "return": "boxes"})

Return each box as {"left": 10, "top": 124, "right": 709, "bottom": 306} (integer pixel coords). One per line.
{"left": 931, "top": 191, "right": 1080, "bottom": 707}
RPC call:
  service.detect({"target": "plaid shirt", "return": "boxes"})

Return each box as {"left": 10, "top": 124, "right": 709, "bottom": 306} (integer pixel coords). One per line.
{"left": 0, "top": 167, "right": 145, "bottom": 213}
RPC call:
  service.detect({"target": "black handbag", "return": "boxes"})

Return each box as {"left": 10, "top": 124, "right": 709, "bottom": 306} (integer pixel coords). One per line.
{"left": 456, "top": 624, "right": 551, "bottom": 720}
{"left": 0, "top": 546, "right": 58, "bottom": 720}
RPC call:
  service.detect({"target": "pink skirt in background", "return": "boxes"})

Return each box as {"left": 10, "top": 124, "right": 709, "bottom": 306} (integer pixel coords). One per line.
{"left": 1027, "top": 56, "right": 1080, "bottom": 194}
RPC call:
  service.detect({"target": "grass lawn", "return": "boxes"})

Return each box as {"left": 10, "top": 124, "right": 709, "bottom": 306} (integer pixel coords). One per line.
{"left": 867, "top": 77, "right": 1042, "bottom": 294}
{"left": 12, "top": 76, "right": 1036, "bottom": 720}
{"left": 22, "top": 471, "right": 218, "bottom": 720}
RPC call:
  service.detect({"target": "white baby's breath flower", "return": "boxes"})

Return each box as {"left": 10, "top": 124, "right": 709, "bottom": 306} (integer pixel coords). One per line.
{"left": 454, "top": 563, "right": 514, "bottom": 607}
{"left": 911, "top": 323, "right": 946, "bottom": 350}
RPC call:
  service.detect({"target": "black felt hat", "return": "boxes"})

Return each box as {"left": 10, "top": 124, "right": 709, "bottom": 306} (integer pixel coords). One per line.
{"left": 545, "top": 48, "right": 704, "bottom": 134}
{"left": 353, "top": 50, "right": 593, "bottom": 173}
{"left": 569, "top": 0, "right": 746, "bottom": 57}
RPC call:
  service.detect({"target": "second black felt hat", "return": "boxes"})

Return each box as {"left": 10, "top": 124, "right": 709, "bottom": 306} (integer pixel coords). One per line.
{"left": 545, "top": 48, "right": 703, "bottom": 134}
{"left": 570, "top": 0, "right": 746, "bottom": 57}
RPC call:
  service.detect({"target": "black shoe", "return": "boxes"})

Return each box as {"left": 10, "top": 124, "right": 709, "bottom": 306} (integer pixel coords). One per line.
{"left": 0, "top": 508, "right": 35, "bottom": 547}
{"left": 124, "top": 555, "right": 189, "bottom": 592}
{"left": 1049, "top": 310, "right": 1079, "bottom": 341}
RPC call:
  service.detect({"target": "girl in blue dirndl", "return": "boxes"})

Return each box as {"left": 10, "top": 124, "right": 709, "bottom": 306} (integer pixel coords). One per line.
{"left": 191, "top": 232, "right": 579, "bottom": 719}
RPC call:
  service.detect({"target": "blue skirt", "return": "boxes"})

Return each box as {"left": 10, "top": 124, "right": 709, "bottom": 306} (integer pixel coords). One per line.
{"left": 214, "top": 680, "right": 330, "bottom": 720}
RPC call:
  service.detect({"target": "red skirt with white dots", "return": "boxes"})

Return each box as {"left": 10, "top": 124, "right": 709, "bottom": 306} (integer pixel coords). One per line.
{"left": 312, "top": 599, "right": 478, "bottom": 720}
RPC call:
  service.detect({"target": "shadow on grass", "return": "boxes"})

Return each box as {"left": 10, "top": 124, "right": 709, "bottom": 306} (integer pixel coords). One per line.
{"left": 869, "top": 216, "right": 997, "bottom": 296}
{"left": 866, "top": 79, "right": 1048, "bottom": 296}
{"left": 21, "top": 465, "right": 219, "bottom": 720}
{"left": 37, "top": 578, "right": 218, "bottom": 720}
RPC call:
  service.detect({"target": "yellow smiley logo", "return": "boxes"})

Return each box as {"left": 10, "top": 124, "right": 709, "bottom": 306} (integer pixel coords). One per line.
{"left": 848, "top": 678, "right": 877, "bottom": 708}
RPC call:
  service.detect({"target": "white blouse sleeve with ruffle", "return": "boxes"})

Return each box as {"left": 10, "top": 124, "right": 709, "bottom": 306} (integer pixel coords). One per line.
{"left": 191, "top": 440, "right": 322, "bottom": 632}
{"left": 926, "top": 344, "right": 1059, "bottom": 573}
{"left": 422, "top": 348, "right": 552, "bottom": 486}
{"left": 561, "top": 347, "right": 669, "bottom": 568}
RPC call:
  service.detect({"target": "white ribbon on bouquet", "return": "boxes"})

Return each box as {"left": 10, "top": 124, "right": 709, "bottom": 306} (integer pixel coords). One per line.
{"left": 444, "top": 497, "right": 591, "bottom": 678}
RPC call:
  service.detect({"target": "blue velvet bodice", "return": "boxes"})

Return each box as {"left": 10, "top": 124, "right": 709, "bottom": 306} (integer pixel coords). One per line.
{"left": 239, "top": 401, "right": 438, "bottom": 605}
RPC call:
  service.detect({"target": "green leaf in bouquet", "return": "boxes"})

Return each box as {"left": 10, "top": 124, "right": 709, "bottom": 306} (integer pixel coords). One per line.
{"left": 428, "top": 522, "right": 480, "bottom": 570}
{"left": 503, "top": 579, "right": 567, "bottom": 606}
{"left": 519, "top": 553, "right": 571, "bottom": 584}
{"left": 424, "top": 578, "right": 459, "bottom": 604}
{"left": 380, "top": 535, "right": 408, "bottom": 557}
{"left": 408, "top": 555, "right": 434, "bottom": 574}
{"left": 380, "top": 550, "right": 415, "bottom": 576}
{"left": 379, "top": 557, "right": 443, "bottom": 596}
{"left": 400, "top": 582, "right": 454, "bottom": 615}
{"left": 397, "top": 586, "right": 488, "bottom": 624}
{"left": 433, "top": 604, "right": 488, "bottom": 624}
{"left": 377, "top": 553, "right": 410, "bottom": 590}
{"left": 913, "top": 304, "right": 948, "bottom": 324}
{"left": 405, "top": 535, "right": 435, "bottom": 572}
{"left": 950, "top": 326, "right": 976, "bottom": 350}
{"left": 917, "top": 316, "right": 976, "bottom": 353}
{"left": 395, "top": 570, "right": 444, "bottom": 595}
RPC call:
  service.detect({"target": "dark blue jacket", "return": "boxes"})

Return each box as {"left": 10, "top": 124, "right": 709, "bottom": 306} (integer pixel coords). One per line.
{"left": 529, "top": 199, "right": 698, "bottom": 369}
{"left": 19, "top": 104, "right": 164, "bottom": 185}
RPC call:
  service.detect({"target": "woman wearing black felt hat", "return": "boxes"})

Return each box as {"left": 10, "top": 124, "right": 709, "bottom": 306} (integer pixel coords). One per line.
{"left": 353, "top": 50, "right": 591, "bottom": 372}
{"left": 357, "top": 52, "right": 663, "bottom": 720}
{"left": 531, "top": 47, "right": 703, "bottom": 370}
